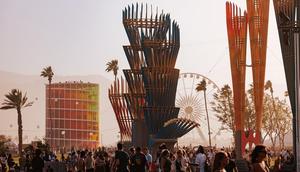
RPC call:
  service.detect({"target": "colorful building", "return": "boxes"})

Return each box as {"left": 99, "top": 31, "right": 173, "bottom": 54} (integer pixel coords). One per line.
{"left": 45, "top": 81, "right": 99, "bottom": 151}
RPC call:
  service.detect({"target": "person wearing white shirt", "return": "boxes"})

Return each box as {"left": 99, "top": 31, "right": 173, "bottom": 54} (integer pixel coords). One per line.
{"left": 195, "top": 145, "right": 207, "bottom": 172}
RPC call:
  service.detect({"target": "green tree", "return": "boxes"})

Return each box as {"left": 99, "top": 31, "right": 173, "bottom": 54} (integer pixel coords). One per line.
{"left": 0, "top": 89, "right": 33, "bottom": 156}
{"left": 211, "top": 81, "right": 292, "bottom": 149}
{"left": 211, "top": 85, "right": 235, "bottom": 138}
{"left": 263, "top": 81, "right": 280, "bottom": 148}
{"left": 0, "top": 135, "right": 11, "bottom": 154}
{"left": 262, "top": 94, "right": 279, "bottom": 148}
{"left": 244, "top": 84, "right": 256, "bottom": 132}
{"left": 40, "top": 66, "right": 54, "bottom": 147}
{"left": 211, "top": 84, "right": 256, "bottom": 139}
{"left": 105, "top": 59, "right": 119, "bottom": 82}
{"left": 277, "top": 98, "right": 292, "bottom": 149}
{"left": 196, "top": 79, "right": 212, "bottom": 147}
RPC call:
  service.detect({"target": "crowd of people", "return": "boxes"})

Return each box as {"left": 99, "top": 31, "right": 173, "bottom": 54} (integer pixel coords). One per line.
{"left": 0, "top": 142, "right": 295, "bottom": 172}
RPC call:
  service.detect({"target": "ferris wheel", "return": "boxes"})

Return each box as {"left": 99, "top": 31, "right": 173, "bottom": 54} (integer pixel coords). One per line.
{"left": 176, "top": 72, "right": 221, "bottom": 146}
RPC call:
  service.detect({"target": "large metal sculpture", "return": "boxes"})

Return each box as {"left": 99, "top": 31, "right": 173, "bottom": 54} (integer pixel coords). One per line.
{"left": 273, "top": 0, "right": 299, "bottom": 169}
{"left": 119, "top": 3, "right": 198, "bottom": 149}
{"left": 226, "top": 0, "right": 269, "bottom": 160}
{"left": 108, "top": 77, "right": 132, "bottom": 142}
{"left": 226, "top": 2, "right": 248, "bottom": 159}
{"left": 247, "top": 0, "right": 270, "bottom": 145}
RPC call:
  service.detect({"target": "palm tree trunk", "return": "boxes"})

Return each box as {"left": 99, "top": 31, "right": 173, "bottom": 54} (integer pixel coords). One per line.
{"left": 204, "top": 91, "right": 212, "bottom": 147}
{"left": 48, "top": 81, "right": 52, "bottom": 150}
{"left": 17, "top": 108, "right": 23, "bottom": 157}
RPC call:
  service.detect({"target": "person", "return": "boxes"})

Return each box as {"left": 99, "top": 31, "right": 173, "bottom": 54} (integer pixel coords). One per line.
{"left": 195, "top": 145, "right": 206, "bottom": 172}
{"left": 160, "top": 149, "right": 171, "bottom": 172}
{"left": 170, "top": 153, "right": 176, "bottom": 172}
{"left": 225, "top": 151, "right": 237, "bottom": 172}
{"left": 76, "top": 151, "right": 86, "bottom": 172}
{"left": 31, "top": 149, "right": 44, "bottom": 172}
{"left": 156, "top": 143, "right": 168, "bottom": 171}
{"left": 61, "top": 153, "right": 65, "bottom": 162}
{"left": 212, "top": 151, "right": 229, "bottom": 172}
{"left": 175, "top": 149, "right": 188, "bottom": 172}
{"left": 7, "top": 154, "right": 14, "bottom": 171}
{"left": 142, "top": 147, "right": 152, "bottom": 171}
{"left": 207, "top": 149, "right": 214, "bottom": 164}
{"left": 24, "top": 154, "right": 32, "bottom": 171}
{"left": 132, "top": 146, "right": 148, "bottom": 172}
{"left": 0, "top": 153, "right": 7, "bottom": 172}
{"left": 85, "top": 152, "right": 94, "bottom": 172}
{"left": 115, "top": 142, "right": 129, "bottom": 172}
{"left": 129, "top": 147, "right": 136, "bottom": 172}
{"left": 250, "top": 145, "right": 271, "bottom": 172}
{"left": 94, "top": 153, "right": 106, "bottom": 172}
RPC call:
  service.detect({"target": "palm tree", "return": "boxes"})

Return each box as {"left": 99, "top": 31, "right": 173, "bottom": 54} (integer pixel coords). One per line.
{"left": 105, "top": 60, "right": 119, "bottom": 81}
{"left": 0, "top": 89, "right": 33, "bottom": 156}
{"left": 196, "top": 79, "right": 212, "bottom": 147}
{"left": 265, "top": 80, "right": 279, "bottom": 148}
{"left": 265, "top": 80, "right": 276, "bottom": 115}
{"left": 41, "top": 66, "right": 54, "bottom": 84}
{"left": 40, "top": 66, "right": 54, "bottom": 147}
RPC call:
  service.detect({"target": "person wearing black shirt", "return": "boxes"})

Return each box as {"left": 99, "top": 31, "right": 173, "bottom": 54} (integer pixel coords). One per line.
{"left": 129, "top": 147, "right": 135, "bottom": 172}
{"left": 225, "top": 152, "right": 237, "bottom": 172}
{"left": 115, "top": 143, "right": 129, "bottom": 172}
{"left": 31, "top": 149, "right": 44, "bottom": 172}
{"left": 132, "top": 147, "right": 147, "bottom": 172}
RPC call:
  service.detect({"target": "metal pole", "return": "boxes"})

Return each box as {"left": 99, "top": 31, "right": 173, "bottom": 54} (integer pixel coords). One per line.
{"left": 294, "top": 30, "right": 300, "bottom": 172}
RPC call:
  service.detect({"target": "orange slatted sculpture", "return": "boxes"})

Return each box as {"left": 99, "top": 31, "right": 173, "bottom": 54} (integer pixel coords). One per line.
{"left": 226, "top": 2, "right": 248, "bottom": 159}
{"left": 108, "top": 77, "right": 132, "bottom": 142}
{"left": 226, "top": 0, "right": 269, "bottom": 159}
{"left": 247, "top": 0, "right": 270, "bottom": 144}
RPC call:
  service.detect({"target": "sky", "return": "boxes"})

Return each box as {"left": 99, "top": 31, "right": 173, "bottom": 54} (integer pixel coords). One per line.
{"left": 0, "top": 0, "right": 289, "bottom": 145}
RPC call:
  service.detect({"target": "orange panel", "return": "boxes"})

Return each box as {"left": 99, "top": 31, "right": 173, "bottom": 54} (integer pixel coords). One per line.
{"left": 226, "top": 2, "right": 247, "bottom": 131}
{"left": 247, "top": 0, "right": 270, "bottom": 136}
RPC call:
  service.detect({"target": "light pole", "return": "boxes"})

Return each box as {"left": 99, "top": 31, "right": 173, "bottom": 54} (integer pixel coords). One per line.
{"left": 61, "top": 130, "right": 65, "bottom": 153}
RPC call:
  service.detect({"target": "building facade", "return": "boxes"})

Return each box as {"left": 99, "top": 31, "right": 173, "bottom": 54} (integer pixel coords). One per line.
{"left": 45, "top": 82, "right": 99, "bottom": 151}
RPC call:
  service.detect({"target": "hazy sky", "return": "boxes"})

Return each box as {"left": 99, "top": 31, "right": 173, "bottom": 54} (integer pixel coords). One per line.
{"left": 0, "top": 1, "right": 289, "bottom": 145}
{"left": 0, "top": 0, "right": 286, "bottom": 95}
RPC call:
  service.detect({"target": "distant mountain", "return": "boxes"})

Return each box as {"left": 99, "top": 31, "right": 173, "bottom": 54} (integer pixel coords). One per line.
{"left": 0, "top": 70, "right": 118, "bottom": 146}
{"left": 0, "top": 70, "right": 293, "bottom": 148}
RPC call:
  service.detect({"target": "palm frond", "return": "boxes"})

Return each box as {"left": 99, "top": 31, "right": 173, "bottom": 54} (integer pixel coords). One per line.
{"left": 40, "top": 66, "right": 54, "bottom": 83}
{"left": 105, "top": 59, "right": 119, "bottom": 77}
{"left": 0, "top": 105, "right": 15, "bottom": 110}
{"left": 195, "top": 79, "right": 207, "bottom": 92}
{"left": 0, "top": 89, "right": 33, "bottom": 110}
{"left": 24, "top": 101, "right": 34, "bottom": 108}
